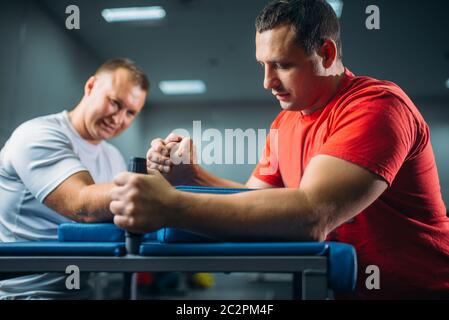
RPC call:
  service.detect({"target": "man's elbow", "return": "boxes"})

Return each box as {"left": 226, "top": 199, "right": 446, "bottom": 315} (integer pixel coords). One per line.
{"left": 67, "top": 192, "right": 113, "bottom": 223}
{"left": 302, "top": 225, "right": 328, "bottom": 242}
{"left": 71, "top": 209, "right": 113, "bottom": 223}
{"left": 47, "top": 204, "right": 96, "bottom": 223}
{"left": 44, "top": 194, "right": 112, "bottom": 223}
{"left": 311, "top": 228, "right": 328, "bottom": 242}
{"left": 289, "top": 209, "right": 330, "bottom": 242}
{"left": 291, "top": 211, "right": 330, "bottom": 242}
{"left": 283, "top": 222, "right": 327, "bottom": 242}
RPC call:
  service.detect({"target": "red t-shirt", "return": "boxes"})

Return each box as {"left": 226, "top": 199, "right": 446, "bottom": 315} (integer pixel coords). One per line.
{"left": 252, "top": 69, "right": 449, "bottom": 299}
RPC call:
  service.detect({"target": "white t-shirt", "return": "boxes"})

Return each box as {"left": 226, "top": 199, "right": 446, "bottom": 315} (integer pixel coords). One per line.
{"left": 0, "top": 111, "right": 126, "bottom": 299}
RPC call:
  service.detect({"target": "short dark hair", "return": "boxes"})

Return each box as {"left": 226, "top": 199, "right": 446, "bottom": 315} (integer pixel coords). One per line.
{"left": 95, "top": 58, "right": 150, "bottom": 92}
{"left": 255, "top": 0, "right": 343, "bottom": 59}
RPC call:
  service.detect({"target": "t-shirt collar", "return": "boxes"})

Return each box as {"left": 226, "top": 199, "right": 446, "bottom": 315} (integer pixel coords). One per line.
{"left": 299, "top": 67, "right": 354, "bottom": 121}
{"left": 62, "top": 110, "right": 103, "bottom": 155}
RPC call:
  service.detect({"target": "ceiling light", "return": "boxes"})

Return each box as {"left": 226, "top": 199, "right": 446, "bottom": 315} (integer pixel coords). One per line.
{"left": 326, "top": 0, "right": 343, "bottom": 18}
{"left": 101, "top": 6, "right": 166, "bottom": 23}
{"left": 159, "top": 80, "right": 206, "bottom": 95}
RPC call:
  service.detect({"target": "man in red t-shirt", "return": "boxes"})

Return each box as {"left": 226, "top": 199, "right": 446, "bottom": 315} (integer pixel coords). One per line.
{"left": 109, "top": 0, "right": 449, "bottom": 299}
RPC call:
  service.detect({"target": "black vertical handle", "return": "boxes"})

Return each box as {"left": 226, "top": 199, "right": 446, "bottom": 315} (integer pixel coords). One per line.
{"left": 125, "top": 157, "right": 146, "bottom": 254}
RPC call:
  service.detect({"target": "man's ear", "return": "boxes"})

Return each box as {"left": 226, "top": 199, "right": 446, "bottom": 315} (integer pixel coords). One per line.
{"left": 318, "top": 39, "right": 338, "bottom": 68}
{"left": 84, "top": 76, "right": 96, "bottom": 96}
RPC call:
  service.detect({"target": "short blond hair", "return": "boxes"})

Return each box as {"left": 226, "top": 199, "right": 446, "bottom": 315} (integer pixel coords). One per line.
{"left": 95, "top": 58, "right": 150, "bottom": 92}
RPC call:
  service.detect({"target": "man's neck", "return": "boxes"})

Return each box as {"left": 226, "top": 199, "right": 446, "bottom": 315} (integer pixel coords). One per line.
{"left": 301, "top": 64, "right": 346, "bottom": 116}
{"left": 68, "top": 104, "right": 101, "bottom": 145}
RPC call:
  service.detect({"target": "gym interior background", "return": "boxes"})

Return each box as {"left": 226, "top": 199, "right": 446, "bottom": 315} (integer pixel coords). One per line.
{"left": 0, "top": 0, "right": 448, "bottom": 299}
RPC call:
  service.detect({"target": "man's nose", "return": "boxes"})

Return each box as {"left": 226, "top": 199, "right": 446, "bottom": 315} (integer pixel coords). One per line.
{"left": 111, "top": 109, "right": 126, "bottom": 125}
{"left": 263, "top": 67, "right": 280, "bottom": 90}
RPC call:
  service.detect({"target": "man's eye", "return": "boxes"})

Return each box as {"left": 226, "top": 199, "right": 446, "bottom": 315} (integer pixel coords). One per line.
{"left": 127, "top": 111, "right": 135, "bottom": 117}
{"left": 275, "top": 63, "right": 287, "bottom": 69}
{"left": 110, "top": 99, "right": 119, "bottom": 108}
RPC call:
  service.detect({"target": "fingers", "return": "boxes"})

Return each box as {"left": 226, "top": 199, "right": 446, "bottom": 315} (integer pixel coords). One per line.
{"left": 161, "top": 133, "right": 183, "bottom": 157}
{"left": 148, "top": 134, "right": 185, "bottom": 173}
{"left": 149, "top": 138, "right": 170, "bottom": 158}
{"left": 148, "top": 152, "right": 170, "bottom": 164}
{"left": 109, "top": 199, "right": 125, "bottom": 214}
{"left": 147, "top": 133, "right": 195, "bottom": 173}
{"left": 165, "top": 133, "right": 183, "bottom": 143}
{"left": 176, "top": 137, "right": 196, "bottom": 164}
{"left": 111, "top": 173, "right": 147, "bottom": 201}
{"left": 147, "top": 139, "right": 171, "bottom": 173}
{"left": 177, "top": 137, "right": 192, "bottom": 157}
{"left": 113, "top": 215, "right": 128, "bottom": 227}
{"left": 150, "top": 138, "right": 164, "bottom": 153}
{"left": 113, "top": 215, "right": 141, "bottom": 234}
{"left": 164, "top": 141, "right": 178, "bottom": 153}
{"left": 112, "top": 172, "right": 132, "bottom": 187}
{"left": 154, "top": 133, "right": 182, "bottom": 157}
{"left": 111, "top": 201, "right": 136, "bottom": 232}
{"left": 147, "top": 161, "right": 171, "bottom": 173}
{"left": 110, "top": 170, "right": 170, "bottom": 234}
{"left": 110, "top": 173, "right": 136, "bottom": 214}
{"left": 160, "top": 165, "right": 171, "bottom": 173}
{"left": 110, "top": 175, "right": 143, "bottom": 232}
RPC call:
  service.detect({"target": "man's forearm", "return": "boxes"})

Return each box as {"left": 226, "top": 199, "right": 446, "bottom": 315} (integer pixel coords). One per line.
{"left": 172, "top": 188, "right": 326, "bottom": 241}
{"left": 75, "top": 183, "right": 115, "bottom": 222}
{"left": 191, "top": 165, "right": 247, "bottom": 188}
{"left": 44, "top": 171, "right": 115, "bottom": 223}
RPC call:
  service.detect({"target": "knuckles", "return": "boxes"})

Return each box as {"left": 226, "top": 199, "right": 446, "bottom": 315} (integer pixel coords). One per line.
{"left": 126, "top": 216, "right": 136, "bottom": 228}
{"left": 127, "top": 174, "right": 140, "bottom": 187}
{"left": 126, "top": 203, "right": 136, "bottom": 216}
{"left": 127, "top": 188, "right": 140, "bottom": 202}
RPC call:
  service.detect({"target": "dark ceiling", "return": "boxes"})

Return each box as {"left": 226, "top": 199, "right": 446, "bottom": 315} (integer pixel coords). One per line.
{"left": 38, "top": 0, "right": 449, "bottom": 103}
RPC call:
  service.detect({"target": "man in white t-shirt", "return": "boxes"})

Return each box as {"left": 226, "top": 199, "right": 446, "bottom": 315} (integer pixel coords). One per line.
{"left": 0, "top": 58, "right": 148, "bottom": 299}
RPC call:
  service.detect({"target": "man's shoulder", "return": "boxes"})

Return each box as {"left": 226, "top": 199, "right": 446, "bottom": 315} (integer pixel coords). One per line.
{"left": 1, "top": 112, "right": 75, "bottom": 176}
{"left": 3, "top": 112, "right": 73, "bottom": 161}
{"left": 344, "top": 73, "right": 409, "bottom": 104}
{"left": 332, "top": 74, "right": 427, "bottom": 135}
{"left": 14, "top": 112, "right": 65, "bottom": 133}
{"left": 335, "top": 73, "right": 421, "bottom": 119}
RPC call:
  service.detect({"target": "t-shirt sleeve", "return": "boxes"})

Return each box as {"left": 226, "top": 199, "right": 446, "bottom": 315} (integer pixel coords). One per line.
{"left": 318, "top": 91, "right": 419, "bottom": 185}
{"left": 5, "top": 120, "right": 88, "bottom": 203}
{"left": 251, "top": 125, "right": 284, "bottom": 188}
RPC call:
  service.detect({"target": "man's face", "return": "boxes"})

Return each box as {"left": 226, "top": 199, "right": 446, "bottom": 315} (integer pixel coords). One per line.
{"left": 256, "top": 25, "right": 326, "bottom": 113}
{"left": 83, "top": 68, "right": 146, "bottom": 143}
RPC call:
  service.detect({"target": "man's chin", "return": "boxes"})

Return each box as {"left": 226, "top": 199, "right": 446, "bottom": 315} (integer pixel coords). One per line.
{"left": 101, "top": 132, "right": 119, "bottom": 140}
{"left": 95, "top": 130, "right": 116, "bottom": 141}
{"left": 279, "top": 101, "right": 303, "bottom": 111}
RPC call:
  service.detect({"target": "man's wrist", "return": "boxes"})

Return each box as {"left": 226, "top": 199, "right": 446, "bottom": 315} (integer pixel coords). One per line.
{"left": 190, "top": 164, "right": 211, "bottom": 186}
{"left": 169, "top": 189, "right": 194, "bottom": 228}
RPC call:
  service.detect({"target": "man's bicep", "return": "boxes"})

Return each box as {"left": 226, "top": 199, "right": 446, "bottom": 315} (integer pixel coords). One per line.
{"left": 300, "top": 155, "right": 388, "bottom": 233}
{"left": 9, "top": 123, "right": 87, "bottom": 202}
{"left": 318, "top": 95, "right": 416, "bottom": 185}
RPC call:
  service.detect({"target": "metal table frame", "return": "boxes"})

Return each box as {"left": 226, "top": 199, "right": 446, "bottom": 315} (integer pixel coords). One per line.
{"left": 0, "top": 255, "right": 330, "bottom": 300}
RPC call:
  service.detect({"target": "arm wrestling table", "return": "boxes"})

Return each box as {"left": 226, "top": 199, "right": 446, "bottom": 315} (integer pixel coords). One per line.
{"left": 0, "top": 186, "right": 357, "bottom": 300}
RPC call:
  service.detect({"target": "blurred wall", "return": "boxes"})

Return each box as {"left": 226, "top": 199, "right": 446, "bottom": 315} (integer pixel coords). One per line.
{"left": 0, "top": 0, "right": 99, "bottom": 146}
{"left": 418, "top": 99, "right": 449, "bottom": 205}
